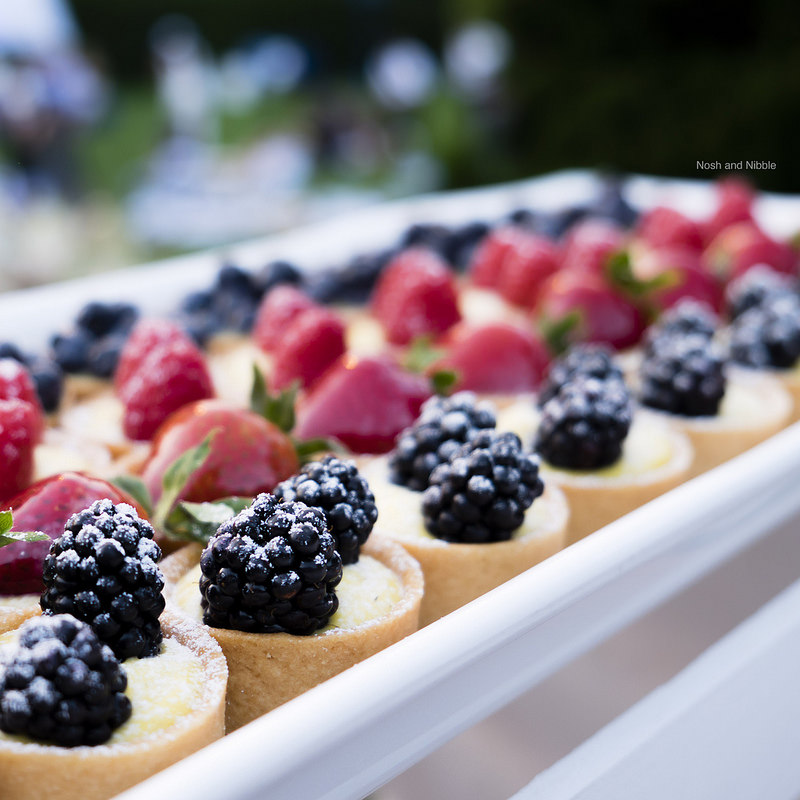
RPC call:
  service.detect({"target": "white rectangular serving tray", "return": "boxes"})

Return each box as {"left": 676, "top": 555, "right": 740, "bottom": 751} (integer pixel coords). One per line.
{"left": 2, "top": 171, "right": 798, "bottom": 800}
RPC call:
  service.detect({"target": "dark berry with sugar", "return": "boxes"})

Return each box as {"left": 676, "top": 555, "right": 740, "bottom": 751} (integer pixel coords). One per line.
{"left": 538, "top": 344, "right": 625, "bottom": 408}
{"left": 0, "top": 614, "right": 131, "bottom": 747}
{"left": 535, "top": 377, "right": 633, "bottom": 471}
{"left": 421, "top": 429, "right": 544, "bottom": 543}
{"left": 390, "top": 391, "right": 497, "bottom": 492}
{"left": 640, "top": 336, "right": 727, "bottom": 417}
{"left": 40, "top": 499, "right": 165, "bottom": 660}
{"left": 199, "top": 494, "right": 342, "bottom": 635}
{"left": 273, "top": 456, "right": 377, "bottom": 565}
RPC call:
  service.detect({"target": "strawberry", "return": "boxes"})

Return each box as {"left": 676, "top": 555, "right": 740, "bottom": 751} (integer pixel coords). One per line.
{"left": 635, "top": 247, "right": 724, "bottom": 314}
{"left": 539, "top": 270, "right": 645, "bottom": 351}
{"left": 142, "top": 399, "right": 299, "bottom": 504}
{"left": 0, "top": 472, "right": 147, "bottom": 596}
{"left": 432, "top": 323, "right": 550, "bottom": 394}
{"left": 703, "top": 222, "right": 797, "bottom": 282}
{"left": 272, "top": 307, "right": 346, "bottom": 390}
{"left": 0, "top": 359, "right": 44, "bottom": 441}
{"left": 114, "top": 319, "right": 189, "bottom": 396}
{"left": 702, "top": 178, "right": 755, "bottom": 245}
{"left": 253, "top": 285, "right": 318, "bottom": 352}
{"left": 637, "top": 207, "right": 704, "bottom": 253}
{"left": 371, "top": 249, "right": 461, "bottom": 345}
{"left": 496, "top": 233, "right": 560, "bottom": 309}
{"left": 561, "top": 220, "right": 626, "bottom": 275}
{"left": 469, "top": 227, "right": 528, "bottom": 288}
{"left": 0, "top": 399, "right": 38, "bottom": 505}
{"left": 122, "top": 339, "right": 214, "bottom": 441}
{"left": 294, "top": 356, "right": 431, "bottom": 453}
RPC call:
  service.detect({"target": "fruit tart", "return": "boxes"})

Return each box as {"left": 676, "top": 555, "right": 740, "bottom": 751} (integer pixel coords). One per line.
{"left": 0, "top": 474, "right": 150, "bottom": 634}
{"left": 163, "top": 459, "right": 423, "bottom": 731}
{"left": 726, "top": 271, "right": 800, "bottom": 424}
{"left": 497, "top": 351, "right": 692, "bottom": 544}
{"left": 637, "top": 302, "right": 793, "bottom": 478}
{"left": 360, "top": 393, "right": 569, "bottom": 626}
{"left": 0, "top": 500, "right": 227, "bottom": 800}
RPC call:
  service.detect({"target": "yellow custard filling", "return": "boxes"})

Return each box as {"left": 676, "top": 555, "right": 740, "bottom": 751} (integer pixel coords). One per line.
{"left": 495, "top": 399, "right": 674, "bottom": 479}
{"left": 361, "top": 459, "right": 561, "bottom": 543}
{"left": 175, "top": 554, "right": 403, "bottom": 632}
{"left": 0, "top": 596, "right": 38, "bottom": 611}
{"left": 0, "top": 634, "right": 204, "bottom": 746}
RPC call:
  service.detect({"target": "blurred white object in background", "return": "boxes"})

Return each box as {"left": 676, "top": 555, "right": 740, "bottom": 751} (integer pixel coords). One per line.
{"left": 445, "top": 20, "right": 511, "bottom": 96}
{"left": 366, "top": 39, "right": 438, "bottom": 110}
{"left": 0, "top": 0, "right": 76, "bottom": 57}
{"left": 150, "top": 15, "right": 217, "bottom": 141}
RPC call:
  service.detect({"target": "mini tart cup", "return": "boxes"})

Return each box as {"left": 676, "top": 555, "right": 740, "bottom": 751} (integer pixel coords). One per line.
{"left": 162, "top": 537, "right": 423, "bottom": 732}
{"left": 649, "top": 370, "right": 793, "bottom": 479}
{"left": 0, "top": 609, "right": 227, "bottom": 800}
{"left": 543, "top": 422, "right": 693, "bottom": 546}
{"left": 0, "top": 596, "right": 40, "bottom": 635}
{"left": 361, "top": 455, "right": 569, "bottom": 627}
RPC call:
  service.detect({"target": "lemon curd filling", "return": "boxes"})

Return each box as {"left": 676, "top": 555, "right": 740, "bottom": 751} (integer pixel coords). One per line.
{"left": 717, "top": 380, "right": 770, "bottom": 423}
{"left": 175, "top": 554, "right": 403, "bottom": 632}
{"left": 494, "top": 399, "right": 674, "bottom": 478}
{"left": 0, "top": 633, "right": 204, "bottom": 747}
{"left": 0, "top": 596, "right": 38, "bottom": 611}
{"left": 362, "top": 458, "right": 561, "bottom": 543}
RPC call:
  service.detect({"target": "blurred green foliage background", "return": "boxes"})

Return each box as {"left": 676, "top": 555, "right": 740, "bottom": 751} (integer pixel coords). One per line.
{"left": 69, "top": 0, "right": 800, "bottom": 193}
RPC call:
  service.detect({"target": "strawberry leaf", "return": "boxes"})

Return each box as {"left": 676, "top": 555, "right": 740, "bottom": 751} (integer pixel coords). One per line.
{"left": 0, "top": 509, "right": 49, "bottom": 548}
{"left": 292, "top": 436, "right": 343, "bottom": 463}
{"left": 153, "top": 430, "right": 218, "bottom": 530}
{"left": 111, "top": 475, "right": 154, "bottom": 517}
{"left": 606, "top": 250, "right": 680, "bottom": 297}
{"left": 250, "top": 364, "right": 298, "bottom": 433}
{"left": 163, "top": 497, "right": 252, "bottom": 544}
{"left": 404, "top": 336, "right": 446, "bottom": 374}
{"left": 430, "top": 368, "right": 459, "bottom": 396}
{"left": 540, "top": 310, "right": 582, "bottom": 356}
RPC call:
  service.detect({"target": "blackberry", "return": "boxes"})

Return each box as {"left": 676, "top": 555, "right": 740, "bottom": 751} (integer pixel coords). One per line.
{"left": 199, "top": 494, "right": 342, "bottom": 635}
{"left": 0, "top": 615, "right": 131, "bottom": 747}
{"left": 640, "top": 336, "right": 727, "bottom": 417}
{"left": 76, "top": 301, "right": 138, "bottom": 340}
{"left": 86, "top": 334, "right": 127, "bottom": 379}
{"left": 40, "top": 500, "right": 165, "bottom": 660}
{"left": 729, "top": 296, "right": 800, "bottom": 369}
{"left": 726, "top": 266, "right": 799, "bottom": 320}
{"left": 307, "top": 250, "right": 395, "bottom": 304}
{"left": 273, "top": 456, "right": 377, "bottom": 565}
{"left": 50, "top": 330, "right": 91, "bottom": 373}
{"left": 537, "top": 344, "right": 624, "bottom": 408}
{"left": 644, "top": 300, "right": 718, "bottom": 355}
{"left": 389, "top": 392, "right": 497, "bottom": 492}
{"left": 421, "top": 430, "right": 544, "bottom": 543}
{"left": 253, "top": 260, "right": 304, "bottom": 297}
{"left": 28, "top": 357, "right": 64, "bottom": 413}
{"left": 535, "top": 377, "right": 633, "bottom": 470}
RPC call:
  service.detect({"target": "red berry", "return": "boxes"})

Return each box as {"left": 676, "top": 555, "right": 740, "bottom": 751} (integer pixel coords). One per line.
{"left": 469, "top": 227, "right": 528, "bottom": 288}
{"left": 702, "top": 178, "right": 755, "bottom": 244}
{"left": 122, "top": 339, "right": 214, "bottom": 441}
{"left": 0, "top": 399, "right": 39, "bottom": 504}
{"left": 0, "top": 359, "right": 43, "bottom": 441}
{"left": 637, "top": 207, "right": 704, "bottom": 253}
{"left": 142, "top": 400, "right": 299, "bottom": 504}
{"left": 561, "top": 220, "right": 626, "bottom": 275}
{"left": 0, "top": 472, "right": 148, "bottom": 596}
{"left": 253, "top": 285, "right": 318, "bottom": 352}
{"left": 539, "top": 271, "right": 646, "bottom": 351}
{"left": 272, "top": 307, "right": 346, "bottom": 390}
{"left": 635, "top": 247, "right": 724, "bottom": 313}
{"left": 371, "top": 249, "right": 461, "bottom": 345}
{"left": 496, "top": 233, "right": 560, "bottom": 310}
{"left": 115, "top": 320, "right": 189, "bottom": 396}
{"left": 703, "top": 222, "right": 797, "bottom": 282}
{"left": 294, "top": 356, "right": 431, "bottom": 454}
{"left": 433, "top": 323, "right": 550, "bottom": 394}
